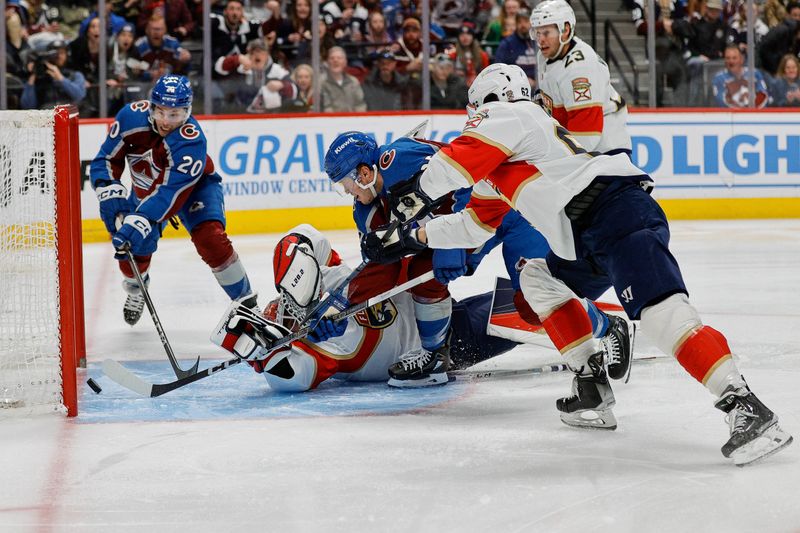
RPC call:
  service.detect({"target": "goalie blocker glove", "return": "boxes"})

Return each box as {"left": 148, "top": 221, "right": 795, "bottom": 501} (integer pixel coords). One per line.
{"left": 361, "top": 222, "right": 427, "bottom": 264}
{"left": 210, "top": 299, "right": 292, "bottom": 361}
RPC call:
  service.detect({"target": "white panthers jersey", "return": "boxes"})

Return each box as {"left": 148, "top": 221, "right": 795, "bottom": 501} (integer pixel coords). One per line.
{"left": 537, "top": 37, "right": 630, "bottom": 154}
{"left": 419, "top": 100, "right": 646, "bottom": 260}
{"left": 261, "top": 264, "right": 422, "bottom": 392}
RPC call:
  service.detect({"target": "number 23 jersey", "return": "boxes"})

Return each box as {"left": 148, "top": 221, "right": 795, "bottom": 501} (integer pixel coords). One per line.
{"left": 537, "top": 37, "right": 630, "bottom": 154}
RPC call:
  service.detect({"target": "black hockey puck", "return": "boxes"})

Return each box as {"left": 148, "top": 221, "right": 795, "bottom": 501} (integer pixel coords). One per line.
{"left": 86, "top": 378, "right": 102, "bottom": 394}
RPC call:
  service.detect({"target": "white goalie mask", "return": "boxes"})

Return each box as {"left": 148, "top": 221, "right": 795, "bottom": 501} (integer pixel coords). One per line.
{"left": 529, "top": 0, "right": 576, "bottom": 57}
{"left": 466, "top": 63, "right": 531, "bottom": 117}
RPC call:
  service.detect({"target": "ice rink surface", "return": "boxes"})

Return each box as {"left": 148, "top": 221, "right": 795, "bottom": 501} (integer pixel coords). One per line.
{"left": 2, "top": 219, "right": 799, "bottom": 533}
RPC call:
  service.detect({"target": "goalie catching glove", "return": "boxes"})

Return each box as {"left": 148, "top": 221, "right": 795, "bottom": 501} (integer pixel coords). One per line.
{"left": 361, "top": 221, "right": 427, "bottom": 264}
{"left": 210, "top": 297, "right": 292, "bottom": 361}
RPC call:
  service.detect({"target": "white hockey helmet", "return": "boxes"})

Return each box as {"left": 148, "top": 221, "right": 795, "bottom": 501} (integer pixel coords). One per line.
{"left": 467, "top": 63, "right": 531, "bottom": 110}
{"left": 530, "top": 0, "right": 576, "bottom": 54}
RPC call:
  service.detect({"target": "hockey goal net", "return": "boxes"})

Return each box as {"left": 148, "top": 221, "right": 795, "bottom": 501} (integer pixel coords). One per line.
{"left": 0, "top": 106, "right": 84, "bottom": 417}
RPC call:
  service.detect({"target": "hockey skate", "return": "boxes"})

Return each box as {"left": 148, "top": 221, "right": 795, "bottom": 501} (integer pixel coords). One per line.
{"left": 602, "top": 314, "right": 635, "bottom": 382}
{"left": 714, "top": 384, "right": 793, "bottom": 467}
{"left": 388, "top": 342, "right": 451, "bottom": 388}
{"left": 557, "top": 352, "right": 617, "bottom": 430}
{"left": 122, "top": 276, "right": 149, "bottom": 326}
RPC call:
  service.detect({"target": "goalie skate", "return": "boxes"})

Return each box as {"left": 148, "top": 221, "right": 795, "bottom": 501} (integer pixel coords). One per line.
{"left": 388, "top": 343, "right": 450, "bottom": 388}
{"left": 602, "top": 314, "right": 635, "bottom": 382}
{"left": 557, "top": 353, "right": 617, "bottom": 430}
{"left": 715, "top": 385, "right": 793, "bottom": 467}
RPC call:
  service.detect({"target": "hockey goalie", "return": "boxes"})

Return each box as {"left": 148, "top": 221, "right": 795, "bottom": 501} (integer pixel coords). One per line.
{"left": 211, "top": 224, "right": 521, "bottom": 392}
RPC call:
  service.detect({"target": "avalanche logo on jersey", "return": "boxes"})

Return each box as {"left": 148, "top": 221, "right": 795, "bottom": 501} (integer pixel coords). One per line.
{"left": 571, "top": 78, "right": 592, "bottom": 102}
{"left": 126, "top": 149, "right": 163, "bottom": 190}
{"left": 355, "top": 300, "right": 398, "bottom": 330}
{"left": 379, "top": 149, "right": 396, "bottom": 170}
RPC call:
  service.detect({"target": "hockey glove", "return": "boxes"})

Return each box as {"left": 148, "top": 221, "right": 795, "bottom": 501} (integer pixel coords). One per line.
{"left": 432, "top": 248, "right": 467, "bottom": 284}
{"left": 361, "top": 222, "right": 427, "bottom": 264}
{"left": 307, "top": 317, "right": 348, "bottom": 343}
{"left": 210, "top": 300, "right": 292, "bottom": 361}
{"left": 112, "top": 214, "right": 156, "bottom": 258}
{"left": 388, "top": 171, "right": 437, "bottom": 223}
{"left": 95, "top": 181, "right": 132, "bottom": 234}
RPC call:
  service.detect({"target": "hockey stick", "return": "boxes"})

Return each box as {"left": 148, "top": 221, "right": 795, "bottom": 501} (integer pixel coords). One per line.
{"left": 123, "top": 247, "right": 200, "bottom": 379}
{"left": 102, "top": 270, "right": 436, "bottom": 397}
{"left": 450, "top": 363, "right": 570, "bottom": 381}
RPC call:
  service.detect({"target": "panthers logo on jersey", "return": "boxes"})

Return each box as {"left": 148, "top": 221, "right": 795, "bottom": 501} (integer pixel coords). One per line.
{"left": 355, "top": 300, "right": 398, "bottom": 330}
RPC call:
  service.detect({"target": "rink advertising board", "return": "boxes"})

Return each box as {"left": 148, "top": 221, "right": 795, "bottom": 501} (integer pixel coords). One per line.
{"left": 78, "top": 109, "right": 800, "bottom": 242}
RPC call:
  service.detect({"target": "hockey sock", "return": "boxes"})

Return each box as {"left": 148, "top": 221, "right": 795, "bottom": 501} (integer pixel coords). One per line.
{"left": 414, "top": 297, "right": 452, "bottom": 351}
{"left": 541, "top": 298, "right": 603, "bottom": 371}
{"left": 541, "top": 298, "right": 594, "bottom": 355}
{"left": 674, "top": 325, "right": 746, "bottom": 397}
{"left": 212, "top": 253, "right": 253, "bottom": 300}
{"left": 191, "top": 221, "right": 253, "bottom": 300}
{"left": 584, "top": 300, "right": 609, "bottom": 338}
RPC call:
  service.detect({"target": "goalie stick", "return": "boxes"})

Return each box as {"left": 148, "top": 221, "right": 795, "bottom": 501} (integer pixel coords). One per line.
{"left": 102, "top": 270, "right": 436, "bottom": 397}
{"left": 123, "top": 247, "right": 200, "bottom": 379}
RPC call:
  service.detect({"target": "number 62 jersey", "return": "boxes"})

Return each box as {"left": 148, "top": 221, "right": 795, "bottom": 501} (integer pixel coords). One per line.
{"left": 89, "top": 100, "right": 216, "bottom": 224}
{"left": 419, "top": 100, "right": 647, "bottom": 261}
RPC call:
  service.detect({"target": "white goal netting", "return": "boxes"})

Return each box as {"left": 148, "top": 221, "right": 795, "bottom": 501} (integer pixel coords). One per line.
{"left": 0, "top": 110, "right": 64, "bottom": 415}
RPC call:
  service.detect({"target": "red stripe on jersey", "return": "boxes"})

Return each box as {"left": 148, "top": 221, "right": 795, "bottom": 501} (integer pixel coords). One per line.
{"left": 675, "top": 326, "right": 733, "bottom": 384}
{"left": 441, "top": 133, "right": 512, "bottom": 184}
{"left": 298, "top": 326, "right": 383, "bottom": 389}
{"left": 486, "top": 161, "right": 541, "bottom": 206}
{"left": 565, "top": 105, "right": 604, "bottom": 134}
{"left": 465, "top": 195, "right": 511, "bottom": 230}
{"left": 552, "top": 106, "right": 568, "bottom": 127}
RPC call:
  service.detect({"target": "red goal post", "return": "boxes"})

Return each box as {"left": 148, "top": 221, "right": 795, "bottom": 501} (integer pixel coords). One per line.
{"left": 0, "top": 105, "right": 85, "bottom": 417}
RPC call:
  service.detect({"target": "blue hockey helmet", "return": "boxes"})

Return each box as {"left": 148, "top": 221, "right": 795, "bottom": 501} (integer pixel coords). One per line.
{"left": 324, "top": 132, "right": 379, "bottom": 184}
{"left": 150, "top": 75, "right": 193, "bottom": 110}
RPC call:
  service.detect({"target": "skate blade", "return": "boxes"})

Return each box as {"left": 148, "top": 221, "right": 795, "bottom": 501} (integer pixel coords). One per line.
{"left": 732, "top": 425, "right": 793, "bottom": 467}
{"left": 559, "top": 408, "right": 617, "bottom": 430}
{"left": 387, "top": 373, "right": 450, "bottom": 388}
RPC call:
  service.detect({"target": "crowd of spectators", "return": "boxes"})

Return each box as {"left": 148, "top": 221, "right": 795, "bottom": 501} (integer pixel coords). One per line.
{"left": 4, "top": 0, "right": 800, "bottom": 115}
{"left": 628, "top": 0, "right": 800, "bottom": 107}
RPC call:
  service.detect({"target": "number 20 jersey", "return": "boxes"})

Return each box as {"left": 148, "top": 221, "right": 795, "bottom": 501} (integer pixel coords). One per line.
{"left": 89, "top": 100, "right": 215, "bottom": 224}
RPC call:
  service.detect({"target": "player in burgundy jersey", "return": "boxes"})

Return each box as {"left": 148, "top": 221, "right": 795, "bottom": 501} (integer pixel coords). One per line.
{"left": 90, "top": 75, "right": 256, "bottom": 325}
